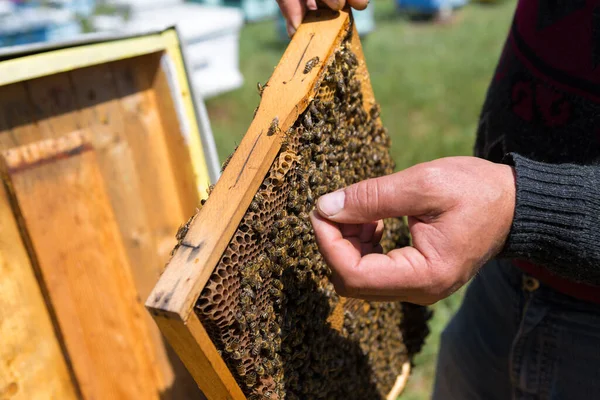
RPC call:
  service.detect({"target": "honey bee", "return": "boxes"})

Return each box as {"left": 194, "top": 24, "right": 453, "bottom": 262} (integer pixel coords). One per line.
{"left": 244, "top": 372, "right": 257, "bottom": 386}
{"left": 306, "top": 190, "right": 315, "bottom": 205}
{"left": 252, "top": 220, "right": 265, "bottom": 234}
{"left": 250, "top": 340, "right": 262, "bottom": 357}
{"left": 272, "top": 279, "right": 283, "bottom": 291}
{"left": 303, "top": 56, "right": 320, "bottom": 74}
{"left": 257, "top": 81, "right": 268, "bottom": 97}
{"left": 248, "top": 200, "right": 260, "bottom": 212}
{"left": 269, "top": 287, "right": 282, "bottom": 298}
{"left": 267, "top": 117, "right": 280, "bottom": 136}
{"left": 301, "top": 130, "right": 314, "bottom": 142}
{"left": 242, "top": 273, "right": 262, "bottom": 289}
{"left": 235, "top": 310, "right": 246, "bottom": 325}
{"left": 254, "top": 192, "right": 265, "bottom": 205}
{"left": 303, "top": 112, "right": 313, "bottom": 129}
{"left": 255, "top": 364, "right": 266, "bottom": 376}
{"left": 369, "top": 103, "right": 381, "bottom": 120}
{"left": 235, "top": 362, "right": 247, "bottom": 376}
{"left": 231, "top": 350, "right": 243, "bottom": 360}
{"left": 287, "top": 190, "right": 298, "bottom": 203}
{"left": 309, "top": 103, "right": 323, "bottom": 120}
{"left": 273, "top": 219, "right": 286, "bottom": 230}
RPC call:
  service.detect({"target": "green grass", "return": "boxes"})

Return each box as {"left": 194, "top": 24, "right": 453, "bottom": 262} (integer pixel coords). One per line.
{"left": 205, "top": 1, "right": 516, "bottom": 398}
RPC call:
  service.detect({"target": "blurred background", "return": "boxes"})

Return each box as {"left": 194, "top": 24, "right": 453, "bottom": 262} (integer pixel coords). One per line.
{"left": 0, "top": 0, "right": 516, "bottom": 398}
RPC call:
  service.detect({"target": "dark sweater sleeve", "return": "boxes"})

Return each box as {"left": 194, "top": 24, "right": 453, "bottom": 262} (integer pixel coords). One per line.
{"left": 499, "top": 153, "right": 600, "bottom": 285}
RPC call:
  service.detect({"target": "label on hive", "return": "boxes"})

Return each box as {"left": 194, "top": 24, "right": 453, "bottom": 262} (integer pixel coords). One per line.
{"left": 192, "top": 31, "right": 430, "bottom": 400}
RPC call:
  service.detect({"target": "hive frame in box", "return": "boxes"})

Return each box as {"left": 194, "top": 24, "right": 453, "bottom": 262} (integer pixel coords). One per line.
{"left": 147, "top": 9, "right": 411, "bottom": 399}
{"left": 0, "top": 28, "right": 217, "bottom": 399}
{"left": 0, "top": 26, "right": 219, "bottom": 191}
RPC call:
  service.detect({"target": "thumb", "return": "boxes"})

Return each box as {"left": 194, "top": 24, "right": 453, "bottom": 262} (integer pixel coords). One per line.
{"left": 316, "top": 168, "right": 440, "bottom": 224}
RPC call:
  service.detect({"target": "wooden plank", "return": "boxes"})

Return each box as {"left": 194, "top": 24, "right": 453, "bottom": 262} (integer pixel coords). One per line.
{"left": 147, "top": 8, "right": 352, "bottom": 320}
{"left": 110, "top": 55, "right": 188, "bottom": 265}
{"left": 70, "top": 62, "right": 204, "bottom": 400}
{"left": 145, "top": 52, "right": 201, "bottom": 215}
{"left": 0, "top": 83, "right": 47, "bottom": 149}
{"left": 0, "top": 182, "right": 78, "bottom": 400}
{"left": 0, "top": 33, "right": 167, "bottom": 88}
{"left": 161, "top": 30, "right": 213, "bottom": 196}
{"left": 69, "top": 64, "right": 162, "bottom": 309}
{"left": 68, "top": 63, "right": 179, "bottom": 394}
{"left": 152, "top": 312, "right": 245, "bottom": 400}
{"left": 1, "top": 132, "right": 160, "bottom": 400}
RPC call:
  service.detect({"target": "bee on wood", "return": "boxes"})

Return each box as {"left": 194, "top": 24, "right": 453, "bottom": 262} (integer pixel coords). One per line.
{"left": 267, "top": 117, "right": 280, "bottom": 136}
{"left": 303, "top": 56, "right": 320, "bottom": 74}
{"left": 221, "top": 152, "right": 234, "bottom": 172}
{"left": 257, "top": 81, "right": 268, "bottom": 97}
{"left": 175, "top": 215, "right": 194, "bottom": 242}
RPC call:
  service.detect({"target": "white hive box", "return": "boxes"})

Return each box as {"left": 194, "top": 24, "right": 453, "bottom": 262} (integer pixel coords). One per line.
{"left": 121, "top": 3, "right": 244, "bottom": 98}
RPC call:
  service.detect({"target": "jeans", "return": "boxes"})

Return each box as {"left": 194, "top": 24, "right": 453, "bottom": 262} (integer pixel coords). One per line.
{"left": 432, "top": 259, "right": 600, "bottom": 400}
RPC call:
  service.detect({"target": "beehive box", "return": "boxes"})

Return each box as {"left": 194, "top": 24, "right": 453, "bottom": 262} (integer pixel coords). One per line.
{"left": 0, "top": 28, "right": 213, "bottom": 399}
{"left": 147, "top": 9, "right": 431, "bottom": 400}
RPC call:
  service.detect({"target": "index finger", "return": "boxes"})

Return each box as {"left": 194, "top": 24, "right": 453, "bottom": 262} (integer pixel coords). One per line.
{"left": 277, "top": 0, "right": 307, "bottom": 36}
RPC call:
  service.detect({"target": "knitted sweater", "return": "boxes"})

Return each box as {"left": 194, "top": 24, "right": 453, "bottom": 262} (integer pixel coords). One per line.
{"left": 474, "top": 0, "right": 600, "bottom": 291}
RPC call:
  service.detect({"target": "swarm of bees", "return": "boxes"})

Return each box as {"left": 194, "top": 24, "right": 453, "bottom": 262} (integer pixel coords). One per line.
{"left": 193, "top": 31, "right": 431, "bottom": 400}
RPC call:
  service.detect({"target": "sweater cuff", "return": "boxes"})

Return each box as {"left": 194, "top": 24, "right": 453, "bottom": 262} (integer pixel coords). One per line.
{"left": 499, "top": 153, "right": 600, "bottom": 284}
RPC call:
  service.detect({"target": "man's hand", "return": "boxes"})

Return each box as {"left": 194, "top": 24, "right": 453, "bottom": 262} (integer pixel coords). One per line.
{"left": 309, "top": 156, "right": 516, "bottom": 305}
{"left": 277, "top": 0, "right": 369, "bottom": 37}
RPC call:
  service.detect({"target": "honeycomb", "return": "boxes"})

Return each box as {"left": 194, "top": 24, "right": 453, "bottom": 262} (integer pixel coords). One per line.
{"left": 192, "top": 29, "right": 431, "bottom": 400}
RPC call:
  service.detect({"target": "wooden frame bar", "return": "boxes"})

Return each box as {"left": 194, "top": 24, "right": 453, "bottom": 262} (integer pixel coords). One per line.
{"left": 146, "top": 9, "right": 401, "bottom": 399}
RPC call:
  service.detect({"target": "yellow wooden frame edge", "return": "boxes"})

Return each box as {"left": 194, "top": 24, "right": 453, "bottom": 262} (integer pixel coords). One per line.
{"left": 0, "top": 29, "right": 211, "bottom": 199}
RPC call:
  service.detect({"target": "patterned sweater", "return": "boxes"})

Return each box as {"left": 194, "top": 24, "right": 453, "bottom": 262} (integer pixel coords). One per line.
{"left": 475, "top": 0, "right": 600, "bottom": 300}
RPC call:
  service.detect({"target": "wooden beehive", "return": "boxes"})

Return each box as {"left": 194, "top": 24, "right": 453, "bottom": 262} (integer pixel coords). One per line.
{"left": 147, "top": 9, "right": 430, "bottom": 400}
{"left": 0, "top": 29, "right": 211, "bottom": 399}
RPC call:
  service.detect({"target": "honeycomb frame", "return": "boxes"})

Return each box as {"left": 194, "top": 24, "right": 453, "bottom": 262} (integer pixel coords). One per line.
{"left": 147, "top": 9, "right": 429, "bottom": 400}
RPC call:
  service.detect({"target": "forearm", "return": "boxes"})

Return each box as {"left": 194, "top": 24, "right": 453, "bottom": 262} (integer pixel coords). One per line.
{"left": 499, "top": 153, "right": 600, "bottom": 285}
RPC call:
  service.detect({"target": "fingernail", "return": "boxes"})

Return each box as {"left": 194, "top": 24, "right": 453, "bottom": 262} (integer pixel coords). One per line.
{"left": 318, "top": 190, "right": 345, "bottom": 217}
{"left": 286, "top": 22, "right": 296, "bottom": 37}
{"left": 330, "top": 0, "right": 342, "bottom": 10}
